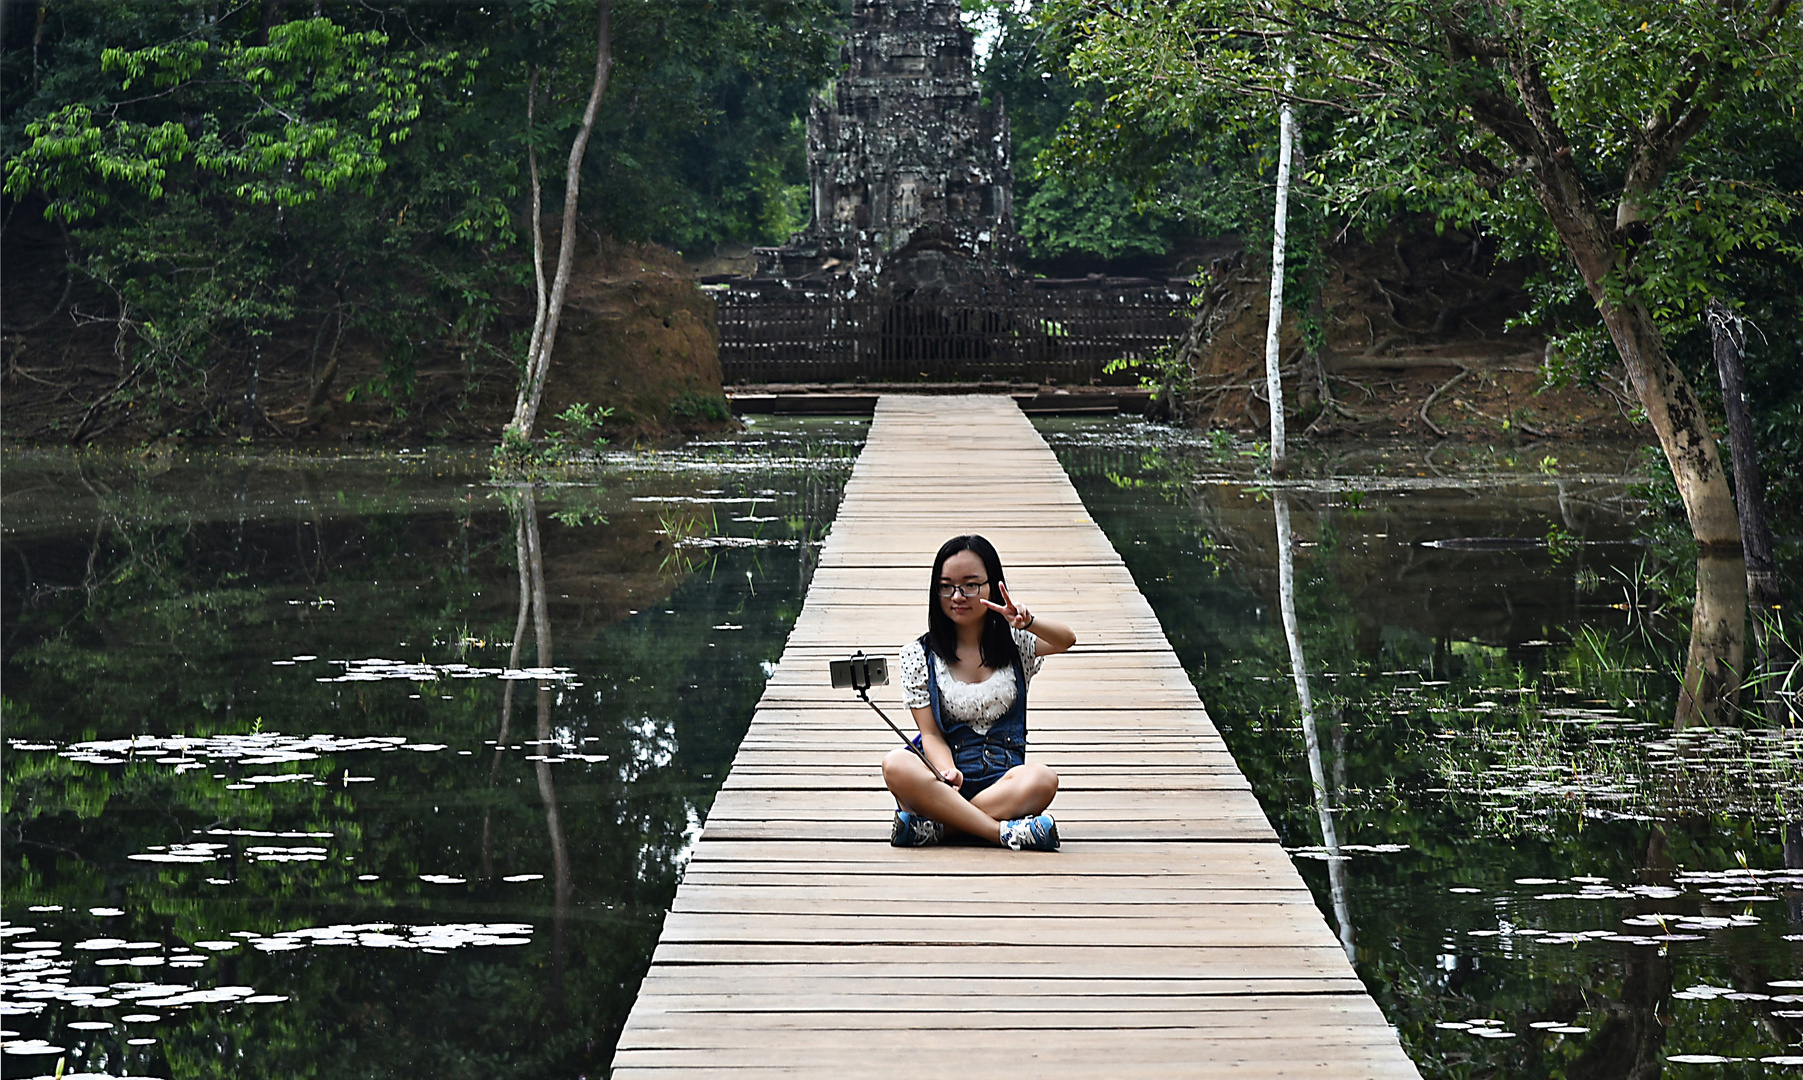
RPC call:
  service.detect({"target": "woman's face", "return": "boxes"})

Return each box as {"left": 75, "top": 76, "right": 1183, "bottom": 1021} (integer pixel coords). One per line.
{"left": 938, "top": 549, "right": 992, "bottom": 628}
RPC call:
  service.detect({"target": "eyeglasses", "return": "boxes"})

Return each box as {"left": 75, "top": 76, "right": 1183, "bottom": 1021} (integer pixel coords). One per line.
{"left": 937, "top": 581, "right": 990, "bottom": 598}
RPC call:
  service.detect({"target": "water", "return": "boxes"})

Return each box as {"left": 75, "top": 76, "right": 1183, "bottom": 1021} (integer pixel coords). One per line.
{"left": 5, "top": 413, "right": 1798, "bottom": 1078}
{"left": 1041, "top": 417, "right": 1802, "bottom": 1076}
{"left": 0, "top": 418, "right": 867, "bottom": 1079}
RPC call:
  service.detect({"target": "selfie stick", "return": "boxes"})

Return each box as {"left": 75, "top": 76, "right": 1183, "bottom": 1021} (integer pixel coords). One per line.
{"left": 843, "top": 651, "right": 954, "bottom": 786}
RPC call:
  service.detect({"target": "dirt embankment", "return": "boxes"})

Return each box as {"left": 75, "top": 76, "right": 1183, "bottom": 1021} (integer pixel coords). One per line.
{"left": 0, "top": 218, "right": 731, "bottom": 446}
{"left": 538, "top": 240, "right": 729, "bottom": 436}
{"left": 1175, "top": 226, "right": 1642, "bottom": 443}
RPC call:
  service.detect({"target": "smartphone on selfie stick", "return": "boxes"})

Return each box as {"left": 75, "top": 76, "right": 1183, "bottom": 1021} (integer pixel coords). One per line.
{"left": 829, "top": 651, "right": 952, "bottom": 785}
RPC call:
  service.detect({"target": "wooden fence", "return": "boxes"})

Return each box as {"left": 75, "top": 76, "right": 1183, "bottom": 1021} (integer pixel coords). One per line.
{"left": 711, "top": 278, "right": 1198, "bottom": 384}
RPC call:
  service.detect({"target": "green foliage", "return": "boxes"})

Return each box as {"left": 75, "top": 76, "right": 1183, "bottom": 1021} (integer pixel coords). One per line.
{"left": 8, "top": 20, "right": 449, "bottom": 221}
{"left": 490, "top": 402, "right": 616, "bottom": 480}
{"left": 566, "top": 0, "right": 843, "bottom": 251}
{"left": 2, "top": 1, "right": 841, "bottom": 434}
{"left": 1018, "top": 175, "right": 1175, "bottom": 263}
{"left": 1102, "top": 348, "right": 1189, "bottom": 416}
{"left": 549, "top": 402, "right": 615, "bottom": 453}
{"left": 490, "top": 427, "right": 539, "bottom": 477}
{"left": 968, "top": 0, "right": 1187, "bottom": 267}
{"left": 1042, "top": 0, "right": 1803, "bottom": 535}
{"left": 4, "top": 6, "right": 503, "bottom": 431}
{"left": 1033, "top": 0, "right": 1335, "bottom": 306}
{"left": 1543, "top": 523, "right": 1580, "bottom": 564}
{"left": 668, "top": 390, "right": 732, "bottom": 423}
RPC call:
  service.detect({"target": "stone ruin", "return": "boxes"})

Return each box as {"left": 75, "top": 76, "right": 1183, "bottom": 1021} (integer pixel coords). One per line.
{"left": 716, "top": 0, "right": 1194, "bottom": 384}
{"left": 756, "top": 0, "right": 1017, "bottom": 292}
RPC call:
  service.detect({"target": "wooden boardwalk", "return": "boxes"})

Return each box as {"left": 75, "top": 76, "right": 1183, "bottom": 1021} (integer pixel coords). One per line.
{"left": 613, "top": 396, "right": 1421, "bottom": 1078}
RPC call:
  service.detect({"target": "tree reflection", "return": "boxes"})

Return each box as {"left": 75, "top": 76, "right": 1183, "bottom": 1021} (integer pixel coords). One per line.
{"left": 1274, "top": 490, "right": 1355, "bottom": 962}
{"left": 0, "top": 439, "right": 859, "bottom": 1077}
{"left": 1676, "top": 552, "right": 1746, "bottom": 727}
{"left": 1567, "top": 830, "right": 1674, "bottom": 1080}
{"left": 1787, "top": 820, "right": 1802, "bottom": 927}
{"left": 483, "top": 508, "right": 536, "bottom": 879}
{"left": 482, "top": 489, "right": 574, "bottom": 1007}
{"left": 1046, "top": 437, "right": 1800, "bottom": 1075}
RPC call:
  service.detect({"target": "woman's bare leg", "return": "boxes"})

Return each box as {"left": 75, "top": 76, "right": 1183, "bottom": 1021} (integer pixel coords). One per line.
{"left": 970, "top": 763, "right": 1058, "bottom": 821}
{"left": 882, "top": 748, "right": 1004, "bottom": 843}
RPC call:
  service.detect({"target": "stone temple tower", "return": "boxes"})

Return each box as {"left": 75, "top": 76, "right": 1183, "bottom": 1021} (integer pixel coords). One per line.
{"left": 757, "top": 0, "right": 1017, "bottom": 290}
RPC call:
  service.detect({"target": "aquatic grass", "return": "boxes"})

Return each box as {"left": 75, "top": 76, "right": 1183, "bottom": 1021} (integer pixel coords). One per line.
{"left": 654, "top": 505, "right": 713, "bottom": 576}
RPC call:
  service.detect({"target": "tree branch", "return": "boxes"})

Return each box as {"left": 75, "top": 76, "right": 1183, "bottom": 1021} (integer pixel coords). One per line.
{"left": 1619, "top": 0, "right": 1789, "bottom": 222}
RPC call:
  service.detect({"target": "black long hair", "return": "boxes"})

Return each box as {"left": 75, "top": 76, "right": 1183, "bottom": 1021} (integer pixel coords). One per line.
{"left": 925, "top": 534, "right": 1016, "bottom": 670}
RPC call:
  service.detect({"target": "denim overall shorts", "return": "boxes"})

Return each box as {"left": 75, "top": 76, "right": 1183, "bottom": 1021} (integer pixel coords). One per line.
{"left": 920, "top": 633, "right": 1028, "bottom": 801}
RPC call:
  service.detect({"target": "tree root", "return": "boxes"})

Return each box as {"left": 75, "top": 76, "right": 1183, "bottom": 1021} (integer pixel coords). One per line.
{"left": 1458, "top": 397, "right": 1550, "bottom": 438}
{"left": 1420, "top": 367, "right": 1470, "bottom": 438}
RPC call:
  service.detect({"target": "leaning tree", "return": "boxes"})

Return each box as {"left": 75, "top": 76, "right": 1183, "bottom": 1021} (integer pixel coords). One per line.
{"left": 1049, "top": 0, "right": 1803, "bottom": 546}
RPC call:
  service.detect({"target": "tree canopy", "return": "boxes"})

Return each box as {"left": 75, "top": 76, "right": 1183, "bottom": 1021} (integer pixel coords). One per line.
{"left": 1039, "top": 0, "right": 1803, "bottom": 540}
{"left": 2, "top": 0, "right": 842, "bottom": 433}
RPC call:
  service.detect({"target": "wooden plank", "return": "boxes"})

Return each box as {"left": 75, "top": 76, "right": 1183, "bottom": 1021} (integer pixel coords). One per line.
{"left": 612, "top": 395, "right": 1419, "bottom": 1079}
{"left": 618, "top": 972, "right": 1373, "bottom": 996}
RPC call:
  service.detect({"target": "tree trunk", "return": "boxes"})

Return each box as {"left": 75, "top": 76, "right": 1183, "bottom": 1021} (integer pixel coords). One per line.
{"left": 508, "top": 0, "right": 612, "bottom": 443}
{"left": 305, "top": 309, "right": 347, "bottom": 417}
{"left": 1600, "top": 297, "right": 1741, "bottom": 548}
{"left": 1567, "top": 830, "right": 1674, "bottom": 1079}
{"left": 1707, "top": 300, "right": 1779, "bottom": 603}
{"left": 1460, "top": 46, "right": 1742, "bottom": 549}
{"left": 1521, "top": 167, "right": 1740, "bottom": 548}
{"left": 1262, "top": 60, "right": 1296, "bottom": 475}
{"left": 521, "top": 65, "right": 549, "bottom": 394}
{"left": 1709, "top": 299, "right": 1792, "bottom": 724}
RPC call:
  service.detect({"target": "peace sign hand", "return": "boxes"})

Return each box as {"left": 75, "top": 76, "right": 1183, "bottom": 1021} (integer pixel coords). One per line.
{"left": 980, "top": 581, "right": 1034, "bottom": 631}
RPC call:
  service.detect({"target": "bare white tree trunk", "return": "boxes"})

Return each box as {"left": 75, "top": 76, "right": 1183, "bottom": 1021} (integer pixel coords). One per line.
{"left": 1262, "top": 59, "right": 1296, "bottom": 474}
{"left": 508, "top": 0, "right": 613, "bottom": 442}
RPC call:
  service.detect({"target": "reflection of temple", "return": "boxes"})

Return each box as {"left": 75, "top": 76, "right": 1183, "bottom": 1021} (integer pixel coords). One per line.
{"left": 756, "top": 0, "right": 1017, "bottom": 289}
{"left": 715, "top": 0, "right": 1194, "bottom": 384}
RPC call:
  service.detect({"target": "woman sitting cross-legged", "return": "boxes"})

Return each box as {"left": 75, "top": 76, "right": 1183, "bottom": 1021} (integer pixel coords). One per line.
{"left": 883, "top": 534, "right": 1076, "bottom": 852}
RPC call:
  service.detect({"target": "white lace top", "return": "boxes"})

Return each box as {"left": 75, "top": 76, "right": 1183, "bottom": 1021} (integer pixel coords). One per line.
{"left": 898, "top": 629, "right": 1043, "bottom": 734}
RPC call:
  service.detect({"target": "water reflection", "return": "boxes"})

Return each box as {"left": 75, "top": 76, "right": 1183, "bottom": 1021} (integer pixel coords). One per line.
{"left": 510, "top": 488, "right": 572, "bottom": 1006}
{"left": 1273, "top": 490, "right": 1355, "bottom": 962}
{"left": 1042, "top": 418, "right": 1803, "bottom": 1078}
{"left": 0, "top": 418, "right": 867, "bottom": 1077}
{"left": 1677, "top": 552, "right": 1748, "bottom": 728}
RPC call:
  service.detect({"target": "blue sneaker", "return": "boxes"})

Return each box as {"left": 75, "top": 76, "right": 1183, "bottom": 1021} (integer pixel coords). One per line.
{"left": 1001, "top": 813, "right": 1060, "bottom": 852}
{"left": 891, "top": 810, "right": 946, "bottom": 847}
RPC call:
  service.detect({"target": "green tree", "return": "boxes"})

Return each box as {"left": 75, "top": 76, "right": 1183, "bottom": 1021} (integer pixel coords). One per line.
{"left": 4, "top": 9, "right": 477, "bottom": 433}
{"left": 2, "top": 1, "right": 842, "bottom": 440}
{"left": 969, "top": 0, "right": 1184, "bottom": 267}
{"left": 1044, "top": 0, "right": 1803, "bottom": 547}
